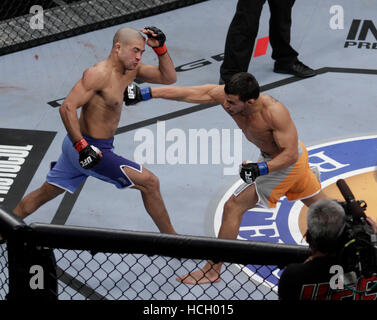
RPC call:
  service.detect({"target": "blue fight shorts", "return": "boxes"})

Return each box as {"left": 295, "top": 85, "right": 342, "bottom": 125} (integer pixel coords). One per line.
{"left": 46, "top": 135, "right": 142, "bottom": 193}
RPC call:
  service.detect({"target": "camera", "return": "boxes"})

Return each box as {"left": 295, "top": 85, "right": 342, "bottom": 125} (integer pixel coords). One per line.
{"left": 336, "top": 179, "right": 377, "bottom": 278}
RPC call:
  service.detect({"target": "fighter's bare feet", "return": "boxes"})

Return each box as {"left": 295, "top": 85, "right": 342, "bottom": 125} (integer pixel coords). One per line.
{"left": 177, "top": 264, "right": 221, "bottom": 284}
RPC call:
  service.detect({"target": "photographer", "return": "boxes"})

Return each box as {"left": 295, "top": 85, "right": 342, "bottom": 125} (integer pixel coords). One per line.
{"left": 278, "top": 199, "right": 377, "bottom": 300}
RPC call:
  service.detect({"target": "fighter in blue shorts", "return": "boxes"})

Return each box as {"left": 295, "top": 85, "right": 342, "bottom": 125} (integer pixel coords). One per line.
{"left": 13, "top": 26, "right": 178, "bottom": 235}
{"left": 46, "top": 135, "right": 142, "bottom": 193}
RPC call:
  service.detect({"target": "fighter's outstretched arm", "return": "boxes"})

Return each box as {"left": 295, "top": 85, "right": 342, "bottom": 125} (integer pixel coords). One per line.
{"left": 151, "top": 85, "right": 221, "bottom": 104}
{"left": 124, "top": 83, "right": 224, "bottom": 106}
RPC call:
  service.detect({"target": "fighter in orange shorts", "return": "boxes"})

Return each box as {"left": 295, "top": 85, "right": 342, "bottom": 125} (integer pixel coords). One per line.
{"left": 124, "top": 72, "right": 329, "bottom": 284}
{"left": 235, "top": 141, "right": 321, "bottom": 209}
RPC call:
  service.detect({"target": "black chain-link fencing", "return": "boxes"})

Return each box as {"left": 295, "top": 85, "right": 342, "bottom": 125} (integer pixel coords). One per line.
{"left": 0, "top": 208, "right": 310, "bottom": 301}
{"left": 0, "top": 243, "right": 9, "bottom": 300}
{"left": 0, "top": 0, "right": 208, "bottom": 56}
{"left": 54, "top": 250, "right": 278, "bottom": 300}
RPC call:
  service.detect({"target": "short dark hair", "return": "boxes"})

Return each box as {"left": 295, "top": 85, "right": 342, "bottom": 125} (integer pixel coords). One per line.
{"left": 224, "top": 72, "right": 260, "bottom": 101}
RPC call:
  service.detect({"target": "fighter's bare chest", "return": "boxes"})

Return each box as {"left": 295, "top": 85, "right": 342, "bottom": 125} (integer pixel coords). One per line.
{"left": 98, "top": 77, "right": 131, "bottom": 109}
{"left": 233, "top": 115, "right": 273, "bottom": 142}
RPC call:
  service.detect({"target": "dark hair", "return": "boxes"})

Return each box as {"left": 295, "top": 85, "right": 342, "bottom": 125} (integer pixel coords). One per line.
{"left": 224, "top": 72, "right": 260, "bottom": 102}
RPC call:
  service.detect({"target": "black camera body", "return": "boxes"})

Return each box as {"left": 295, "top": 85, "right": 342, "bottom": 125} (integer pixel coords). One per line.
{"left": 336, "top": 180, "right": 377, "bottom": 278}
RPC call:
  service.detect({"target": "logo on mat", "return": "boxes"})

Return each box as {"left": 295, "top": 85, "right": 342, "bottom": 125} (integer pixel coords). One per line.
{"left": 0, "top": 128, "right": 56, "bottom": 210}
{"left": 345, "top": 19, "right": 377, "bottom": 49}
{"left": 214, "top": 136, "right": 377, "bottom": 290}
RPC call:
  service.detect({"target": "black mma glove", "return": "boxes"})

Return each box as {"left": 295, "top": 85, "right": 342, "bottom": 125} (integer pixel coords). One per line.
{"left": 239, "top": 161, "right": 269, "bottom": 184}
{"left": 144, "top": 26, "right": 167, "bottom": 55}
{"left": 124, "top": 84, "right": 152, "bottom": 105}
{"left": 74, "top": 138, "right": 101, "bottom": 169}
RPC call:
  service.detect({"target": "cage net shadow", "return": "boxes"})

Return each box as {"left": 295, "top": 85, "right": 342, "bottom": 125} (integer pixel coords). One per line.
{"left": 0, "top": 0, "right": 208, "bottom": 56}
